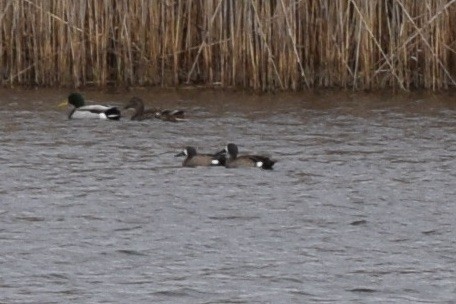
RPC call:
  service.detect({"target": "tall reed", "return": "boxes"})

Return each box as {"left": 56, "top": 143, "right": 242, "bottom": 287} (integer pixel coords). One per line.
{"left": 1, "top": 0, "right": 456, "bottom": 91}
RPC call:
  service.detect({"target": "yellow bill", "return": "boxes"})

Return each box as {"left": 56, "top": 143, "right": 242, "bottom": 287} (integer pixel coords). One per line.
{"left": 58, "top": 100, "right": 68, "bottom": 107}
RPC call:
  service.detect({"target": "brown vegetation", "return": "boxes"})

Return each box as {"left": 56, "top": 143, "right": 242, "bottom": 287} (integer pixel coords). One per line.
{"left": 1, "top": 0, "right": 456, "bottom": 91}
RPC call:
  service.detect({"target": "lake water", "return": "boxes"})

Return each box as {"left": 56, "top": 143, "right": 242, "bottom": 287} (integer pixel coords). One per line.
{"left": 0, "top": 88, "right": 455, "bottom": 303}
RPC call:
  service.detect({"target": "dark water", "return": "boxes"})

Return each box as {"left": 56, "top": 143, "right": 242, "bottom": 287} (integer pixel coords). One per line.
{"left": 0, "top": 89, "right": 455, "bottom": 303}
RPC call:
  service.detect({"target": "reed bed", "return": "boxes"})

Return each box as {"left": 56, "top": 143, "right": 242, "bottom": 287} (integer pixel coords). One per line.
{"left": 1, "top": 0, "right": 456, "bottom": 91}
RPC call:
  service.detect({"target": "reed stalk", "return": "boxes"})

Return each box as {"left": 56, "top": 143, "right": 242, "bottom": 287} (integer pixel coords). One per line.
{"left": 1, "top": 0, "right": 456, "bottom": 91}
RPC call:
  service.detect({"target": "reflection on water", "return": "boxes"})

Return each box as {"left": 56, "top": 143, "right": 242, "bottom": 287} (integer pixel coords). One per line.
{"left": 0, "top": 89, "right": 455, "bottom": 303}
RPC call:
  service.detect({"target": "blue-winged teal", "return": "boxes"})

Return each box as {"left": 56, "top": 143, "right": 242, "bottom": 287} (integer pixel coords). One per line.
{"left": 175, "top": 146, "right": 226, "bottom": 167}
{"left": 59, "top": 93, "right": 121, "bottom": 120}
{"left": 217, "top": 143, "right": 275, "bottom": 170}
{"left": 124, "top": 97, "right": 185, "bottom": 122}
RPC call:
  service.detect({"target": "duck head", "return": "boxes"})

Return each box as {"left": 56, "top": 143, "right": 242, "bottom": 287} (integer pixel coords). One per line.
{"left": 124, "top": 97, "right": 144, "bottom": 111}
{"left": 175, "top": 146, "right": 197, "bottom": 158}
{"left": 67, "top": 93, "right": 85, "bottom": 108}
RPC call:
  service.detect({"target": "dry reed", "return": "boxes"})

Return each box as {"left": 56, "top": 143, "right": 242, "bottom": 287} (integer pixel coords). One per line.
{"left": 1, "top": 0, "right": 456, "bottom": 91}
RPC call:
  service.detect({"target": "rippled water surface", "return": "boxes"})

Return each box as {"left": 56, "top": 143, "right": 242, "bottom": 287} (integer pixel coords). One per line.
{"left": 0, "top": 88, "right": 455, "bottom": 303}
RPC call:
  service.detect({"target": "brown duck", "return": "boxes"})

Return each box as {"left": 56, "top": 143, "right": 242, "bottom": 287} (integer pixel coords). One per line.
{"left": 124, "top": 97, "right": 185, "bottom": 122}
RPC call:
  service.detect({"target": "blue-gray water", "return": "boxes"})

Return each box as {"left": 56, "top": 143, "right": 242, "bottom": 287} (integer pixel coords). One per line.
{"left": 0, "top": 89, "right": 455, "bottom": 303}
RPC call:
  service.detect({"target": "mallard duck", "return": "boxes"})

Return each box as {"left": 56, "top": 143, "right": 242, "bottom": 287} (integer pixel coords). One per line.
{"left": 124, "top": 97, "right": 158, "bottom": 120}
{"left": 216, "top": 143, "right": 276, "bottom": 170}
{"left": 59, "top": 93, "right": 121, "bottom": 120}
{"left": 175, "top": 146, "right": 226, "bottom": 167}
{"left": 124, "top": 97, "right": 186, "bottom": 122}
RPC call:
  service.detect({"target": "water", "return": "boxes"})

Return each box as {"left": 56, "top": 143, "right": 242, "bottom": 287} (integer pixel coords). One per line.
{"left": 0, "top": 89, "right": 455, "bottom": 303}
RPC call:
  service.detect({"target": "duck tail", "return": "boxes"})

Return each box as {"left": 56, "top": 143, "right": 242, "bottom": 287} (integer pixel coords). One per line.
{"left": 106, "top": 107, "right": 121, "bottom": 120}
{"left": 215, "top": 154, "right": 226, "bottom": 166}
{"left": 260, "top": 158, "right": 275, "bottom": 170}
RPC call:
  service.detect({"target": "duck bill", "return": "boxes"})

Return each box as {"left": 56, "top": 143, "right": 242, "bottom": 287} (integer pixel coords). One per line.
{"left": 58, "top": 100, "right": 68, "bottom": 108}
{"left": 175, "top": 151, "right": 186, "bottom": 157}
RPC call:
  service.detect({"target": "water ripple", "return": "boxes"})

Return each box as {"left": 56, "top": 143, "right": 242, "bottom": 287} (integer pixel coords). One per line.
{"left": 0, "top": 90, "right": 455, "bottom": 303}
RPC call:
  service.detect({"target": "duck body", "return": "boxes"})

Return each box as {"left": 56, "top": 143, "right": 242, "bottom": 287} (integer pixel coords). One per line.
{"left": 218, "top": 143, "right": 275, "bottom": 170}
{"left": 69, "top": 105, "right": 121, "bottom": 120}
{"left": 124, "top": 97, "right": 186, "bottom": 122}
{"left": 155, "top": 109, "right": 186, "bottom": 122}
{"left": 61, "top": 93, "right": 121, "bottom": 120}
{"left": 175, "top": 146, "right": 226, "bottom": 167}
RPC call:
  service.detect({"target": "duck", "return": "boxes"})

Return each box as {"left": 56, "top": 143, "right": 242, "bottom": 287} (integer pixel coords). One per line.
{"left": 124, "top": 97, "right": 159, "bottom": 120}
{"left": 216, "top": 143, "right": 276, "bottom": 170}
{"left": 124, "top": 96, "right": 185, "bottom": 122}
{"left": 175, "top": 146, "right": 226, "bottom": 167}
{"left": 59, "top": 93, "right": 121, "bottom": 120}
